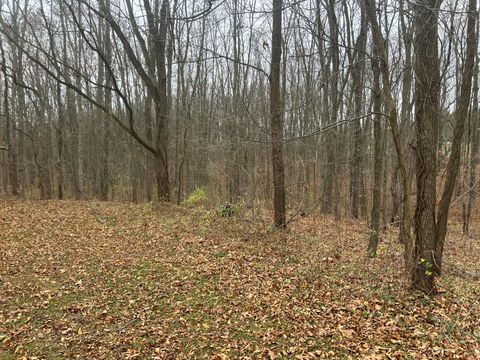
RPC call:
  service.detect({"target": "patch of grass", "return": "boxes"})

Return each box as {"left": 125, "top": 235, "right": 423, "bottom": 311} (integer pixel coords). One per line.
{"left": 0, "top": 350, "right": 16, "bottom": 360}
{"left": 45, "top": 292, "right": 87, "bottom": 315}
{"left": 213, "top": 251, "right": 226, "bottom": 259}
{"left": 96, "top": 214, "right": 118, "bottom": 227}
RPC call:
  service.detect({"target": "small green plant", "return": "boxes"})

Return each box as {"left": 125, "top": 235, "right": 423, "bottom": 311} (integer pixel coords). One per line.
{"left": 420, "top": 297, "right": 431, "bottom": 306}
{"left": 419, "top": 258, "right": 433, "bottom": 276}
{"left": 379, "top": 243, "right": 388, "bottom": 254}
{"left": 216, "top": 203, "right": 236, "bottom": 217}
{"left": 442, "top": 275, "right": 453, "bottom": 286}
{"left": 214, "top": 251, "right": 226, "bottom": 259}
{"left": 184, "top": 187, "right": 209, "bottom": 206}
{"left": 96, "top": 214, "right": 117, "bottom": 227}
{"left": 380, "top": 285, "right": 393, "bottom": 302}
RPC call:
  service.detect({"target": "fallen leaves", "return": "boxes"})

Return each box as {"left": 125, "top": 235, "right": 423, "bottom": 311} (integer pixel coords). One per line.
{"left": 0, "top": 200, "right": 479, "bottom": 358}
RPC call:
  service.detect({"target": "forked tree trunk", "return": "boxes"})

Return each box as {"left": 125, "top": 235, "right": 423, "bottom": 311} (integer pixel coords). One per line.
{"left": 413, "top": 0, "right": 477, "bottom": 293}
{"left": 433, "top": 0, "right": 477, "bottom": 278}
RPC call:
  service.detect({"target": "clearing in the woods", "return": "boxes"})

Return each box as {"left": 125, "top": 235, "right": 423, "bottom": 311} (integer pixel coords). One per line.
{"left": 0, "top": 200, "right": 479, "bottom": 359}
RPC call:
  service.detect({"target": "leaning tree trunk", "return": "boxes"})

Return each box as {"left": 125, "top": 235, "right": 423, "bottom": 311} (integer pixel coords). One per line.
{"left": 412, "top": 0, "right": 477, "bottom": 294}
{"left": 434, "top": 0, "right": 477, "bottom": 279}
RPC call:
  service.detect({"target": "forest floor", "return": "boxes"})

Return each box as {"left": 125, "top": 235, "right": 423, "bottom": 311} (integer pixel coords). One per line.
{"left": 0, "top": 200, "right": 479, "bottom": 359}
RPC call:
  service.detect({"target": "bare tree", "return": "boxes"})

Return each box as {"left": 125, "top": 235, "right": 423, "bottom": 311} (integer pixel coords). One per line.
{"left": 463, "top": 32, "right": 480, "bottom": 235}
{"left": 363, "top": 0, "right": 414, "bottom": 273}
{"left": 408, "top": 0, "right": 477, "bottom": 293}
{"left": 368, "top": 43, "right": 383, "bottom": 257}
{"left": 270, "top": 0, "right": 286, "bottom": 228}
{"left": 0, "top": 35, "right": 19, "bottom": 196}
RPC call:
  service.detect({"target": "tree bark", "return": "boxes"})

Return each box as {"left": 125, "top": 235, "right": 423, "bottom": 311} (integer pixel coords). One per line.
{"left": 321, "top": 0, "right": 340, "bottom": 218}
{"left": 434, "top": 0, "right": 477, "bottom": 276}
{"left": 412, "top": 0, "right": 442, "bottom": 293}
{"left": 99, "top": 0, "right": 112, "bottom": 201}
{"left": 270, "top": 0, "right": 286, "bottom": 228}
{"left": 351, "top": 8, "right": 367, "bottom": 219}
{"left": 464, "top": 40, "right": 479, "bottom": 235}
{"left": 364, "top": 0, "right": 414, "bottom": 274}
{"left": 0, "top": 39, "right": 19, "bottom": 196}
{"left": 56, "top": 83, "right": 65, "bottom": 199}
{"left": 368, "top": 45, "right": 383, "bottom": 257}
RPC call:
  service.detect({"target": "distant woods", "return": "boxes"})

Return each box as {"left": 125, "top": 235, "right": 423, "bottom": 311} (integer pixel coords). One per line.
{"left": 0, "top": 0, "right": 478, "bottom": 292}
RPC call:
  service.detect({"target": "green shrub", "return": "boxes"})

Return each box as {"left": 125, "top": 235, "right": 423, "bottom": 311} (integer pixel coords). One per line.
{"left": 216, "top": 203, "right": 237, "bottom": 217}
{"left": 184, "top": 187, "right": 209, "bottom": 206}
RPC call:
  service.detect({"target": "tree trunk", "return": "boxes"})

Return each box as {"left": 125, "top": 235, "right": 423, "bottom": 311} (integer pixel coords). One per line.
{"left": 368, "top": 45, "right": 383, "bottom": 257}
{"left": 464, "top": 43, "right": 479, "bottom": 235}
{"left": 322, "top": 0, "right": 340, "bottom": 218}
{"left": 1, "top": 43, "right": 19, "bottom": 196}
{"left": 99, "top": 0, "right": 112, "bottom": 201}
{"left": 153, "top": 0, "right": 171, "bottom": 202}
{"left": 155, "top": 150, "right": 169, "bottom": 201}
{"left": 351, "top": 9, "right": 367, "bottom": 219}
{"left": 412, "top": 0, "right": 441, "bottom": 293}
{"left": 364, "top": 0, "right": 414, "bottom": 274}
{"left": 434, "top": 0, "right": 477, "bottom": 277}
{"left": 56, "top": 83, "right": 65, "bottom": 199}
{"left": 270, "top": 0, "right": 286, "bottom": 228}
{"left": 145, "top": 95, "right": 154, "bottom": 201}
